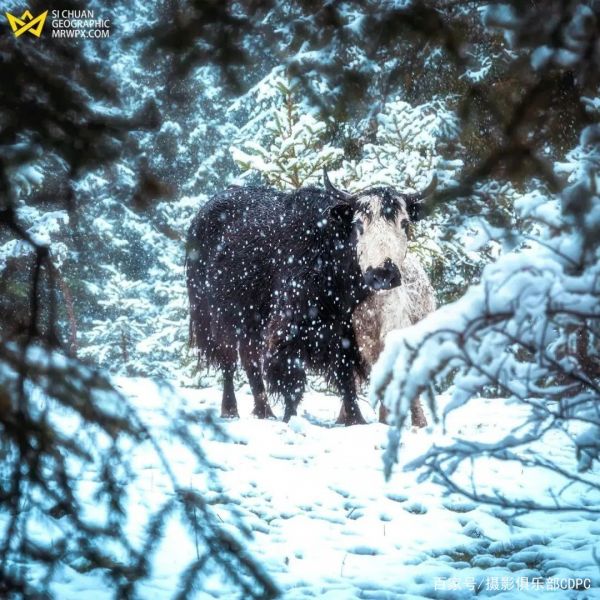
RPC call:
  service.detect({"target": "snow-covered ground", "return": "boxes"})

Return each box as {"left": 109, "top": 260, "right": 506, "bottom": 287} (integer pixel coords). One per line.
{"left": 50, "top": 379, "right": 599, "bottom": 599}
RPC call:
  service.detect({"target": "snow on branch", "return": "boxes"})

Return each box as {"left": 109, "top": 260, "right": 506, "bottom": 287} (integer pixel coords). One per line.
{"left": 373, "top": 125, "right": 600, "bottom": 512}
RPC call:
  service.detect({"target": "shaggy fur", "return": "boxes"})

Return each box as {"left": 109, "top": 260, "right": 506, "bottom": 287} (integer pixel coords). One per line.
{"left": 186, "top": 185, "right": 370, "bottom": 424}
{"left": 351, "top": 253, "right": 436, "bottom": 427}
{"left": 186, "top": 178, "right": 429, "bottom": 425}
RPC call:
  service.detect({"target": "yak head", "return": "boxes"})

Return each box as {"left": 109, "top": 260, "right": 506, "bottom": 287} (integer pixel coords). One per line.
{"left": 323, "top": 168, "right": 436, "bottom": 291}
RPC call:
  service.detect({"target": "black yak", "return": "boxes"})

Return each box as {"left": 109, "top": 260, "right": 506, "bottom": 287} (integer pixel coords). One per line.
{"left": 185, "top": 170, "right": 434, "bottom": 425}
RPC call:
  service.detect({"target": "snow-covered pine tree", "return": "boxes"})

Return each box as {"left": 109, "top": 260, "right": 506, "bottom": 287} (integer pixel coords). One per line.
{"left": 74, "top": 165, "right": 200, "bottom": 382}
{"left": 0, "top": 158, "right": 73, "bottom": 348}
{"left": 0, "top": 1, "right": 279, "bottom": 595}
{"left": 231, "top": 74, "right": 342, "bottom": 189}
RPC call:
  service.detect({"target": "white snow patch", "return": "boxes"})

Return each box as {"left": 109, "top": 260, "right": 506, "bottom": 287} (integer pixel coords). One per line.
{"left": 26, "top": 379, "right": 600, "bottom": 597}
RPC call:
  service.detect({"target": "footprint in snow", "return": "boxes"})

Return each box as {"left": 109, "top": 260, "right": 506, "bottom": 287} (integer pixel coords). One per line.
{"left": 403, "top": 501, "right": 428, "bottom": 514}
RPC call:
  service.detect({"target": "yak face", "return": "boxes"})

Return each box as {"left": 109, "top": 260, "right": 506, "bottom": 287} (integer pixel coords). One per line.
{"left": 353, "top": 189, "right": 415, "bottom": 291}
{"left": 322, "top": 169, "right": 434, "bottom": 292}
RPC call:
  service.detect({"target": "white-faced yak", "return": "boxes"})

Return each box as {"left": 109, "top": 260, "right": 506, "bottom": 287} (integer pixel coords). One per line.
{"left": 185, "top": 170, "right": 435, "bottom": 425}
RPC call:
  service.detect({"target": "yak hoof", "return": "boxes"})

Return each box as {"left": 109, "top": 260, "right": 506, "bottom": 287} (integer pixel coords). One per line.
{"left": 336, "top": 405, "right": 367, "bottom": 426}
{"left": 221, "top": 407, "right": 240, "bottom": 419}
{"left": 342, "top": 411, "right": 367, "bottom": 426}
{"left": 252, "top": 403, "right": 276, "bottom": 419}
{"left": 283, "top": 407, "right": 297, "bottom": 423}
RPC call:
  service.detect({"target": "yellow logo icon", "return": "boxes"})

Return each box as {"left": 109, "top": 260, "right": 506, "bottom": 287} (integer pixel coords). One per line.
{"left": 6, "top": 9, "right": 48, "bottom": 37}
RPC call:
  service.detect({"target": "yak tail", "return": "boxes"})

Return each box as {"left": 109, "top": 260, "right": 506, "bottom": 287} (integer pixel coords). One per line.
{"left": 185, "top": 249, "right": 213, "bottom": 367}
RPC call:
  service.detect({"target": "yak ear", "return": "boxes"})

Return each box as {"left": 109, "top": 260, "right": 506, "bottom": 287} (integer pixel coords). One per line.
{"left": 327, "top": 201, "right": 354, "bottom": 224}
{"left": 403, "top": 174, "right": 437, "bottom": 221}
{"left": 322, "top": 167, "right": 355, "bottom": 224}
{"left": 406, "top": 198, "right": 425, "bottom": 222}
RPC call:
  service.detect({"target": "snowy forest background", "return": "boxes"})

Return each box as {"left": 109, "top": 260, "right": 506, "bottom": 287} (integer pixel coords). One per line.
{"left": 1, "top": 0, "right": 599, "bottom": 598}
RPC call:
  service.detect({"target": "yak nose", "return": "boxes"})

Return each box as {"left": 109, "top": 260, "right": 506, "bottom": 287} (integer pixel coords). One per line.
{"left": 364, "top": 258, "right": 401, "bottom": 291}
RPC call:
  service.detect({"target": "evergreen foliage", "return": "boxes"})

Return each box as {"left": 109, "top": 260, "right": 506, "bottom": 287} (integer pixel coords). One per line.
{"left": 0, "top": 0, "right": 598, "bottom": 595}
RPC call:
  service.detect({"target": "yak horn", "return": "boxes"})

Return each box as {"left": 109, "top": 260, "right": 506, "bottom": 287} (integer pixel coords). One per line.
{"left": 404, "top": 173, "right": 438, "bottom": 201}
{"left": 323, "top": 167, "right": 352, "bottom": 201}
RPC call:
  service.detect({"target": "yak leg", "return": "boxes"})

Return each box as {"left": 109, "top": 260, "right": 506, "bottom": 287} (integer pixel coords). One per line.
{"left": 214, "top": 332, "right": 239, "bottom": 418}
{"left": 333, "top": 332, "right": 366, "bottom": 426}
{"left": 264, "top": 315, "right": 306, "bottom": 422}
{"left": 220, "top": 365, "right": 239, "bottom": 418}
{"left": 282, "top": 389, "right": 303, "bottom": 422}
{"left": 377, "top": 398, "right": 427, "bottom": 428}
{"left": 335, "top": 376, "right": 366, "bottom": 426}
{"left": 378, "top": 403, "right": 389, "bottom": 424}
{"left": 278, "top": 362, "right": 305, "bottom": 423}
{"left": 336, "top": 399, "right": 367, "bottom": 426}
{"left": 410, "top": 398, "right": 428, "bottom": 428}
{"left": 265, "top": 349, "right": 305, "bottom": 423}
{"left": 275, "top": 368, "right": 304, "bottom": 423}
{"left": 240, "top": 339, "right": 274, "bottom": 419}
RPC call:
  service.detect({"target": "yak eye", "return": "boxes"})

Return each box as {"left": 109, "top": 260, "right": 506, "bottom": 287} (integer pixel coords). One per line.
{"left": 401, "top": 220, "right": 412, "bottom": 241}
{"left": 355, "top": 219, "right": 364, "bottom": 234}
